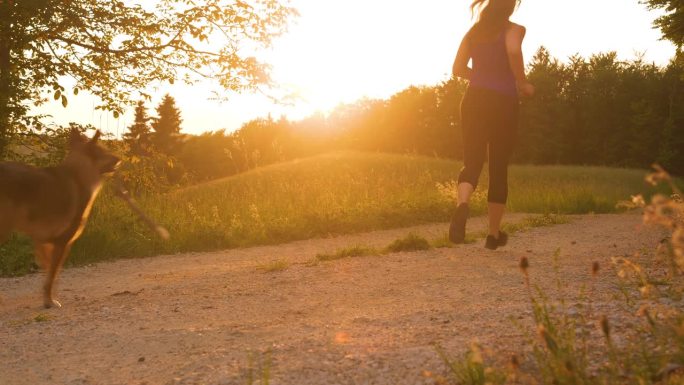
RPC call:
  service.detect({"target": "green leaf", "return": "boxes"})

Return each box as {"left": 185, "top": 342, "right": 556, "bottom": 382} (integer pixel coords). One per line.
{"left": 61, "top": 95, "right": 68, "bottom": 108}
{"left": 0, "top": 0, "right": 296, "bottom": 135}
{"left": 113, "top": 111, "right": 120, "bottom": 118}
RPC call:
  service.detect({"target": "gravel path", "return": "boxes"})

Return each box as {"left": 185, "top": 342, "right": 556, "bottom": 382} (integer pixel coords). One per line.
{"left": 0, "top": 213, "right": 665, "bottom": 385}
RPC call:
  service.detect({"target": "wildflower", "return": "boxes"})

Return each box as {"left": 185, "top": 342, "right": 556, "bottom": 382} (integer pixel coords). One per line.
{"left": 674, "top": 226, "right": 683, "bottom": 251}
{"left": 187, "top": 202, "right": 198, "bottom": 219}
{"left": 519, "top": 257, "right": 530, "bottom": 274}
{"left": 632, "top": 194, "right": 646, "bottom": 207}
{"left": 600, "top": 316, "right": 611, "bottom": 339}
{"left": 249, "top": 203, "right": 261, "bottom": 221}
{"left": 211, "top": 205, "right": 220, "bottom": 224}
{"left": 618, "top": 194, "right": 646, "bottom": 210}
{"left": 565, "top": 360, "right": 574, "bottom": 372}
{"left": 636, "top": 305, "right": 650, "bottom": 317}
{"left": 592, "top": 262, "right": 600, "bottom": 277}
{"left": 469, "top": 340, "right": 484, "bottom": 365}
{"left": 230, "top": 214, "right": 243, "bottom": 232}
{"left": 640, "top": 284, "right": 654, "bottom": 298}
{"left": 538, "top": 325, "right": 558, "bottom": 355}
{"left": 435, "top": 180, "right": 459, "bottom": 202}
{"left": 645, "top": 164, "right": 671, "bottom": 186}
{"left": 673, "top": 320, "right": 684, "bottom": 337}
{"left": 510, "top": 354, "right": 520, "bottom": 371}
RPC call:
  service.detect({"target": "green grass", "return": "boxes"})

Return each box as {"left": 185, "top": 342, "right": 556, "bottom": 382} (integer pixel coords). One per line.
{"left": 256, "top": 259, "right": 290, "bottom": 273}
{"left": 501, "top": 213, "right": 571, "bottom": 235}
{"left": 428, "top": 214, "right": 570, "bottom": 250}
{"left": 507, "top": 165, "right": 659, "bottom": 214}
{"left": 314, "top": 234, "right": 431, "bottom": 264}
{"left": 33, "top": 313, "right": 52, "bottom": 323}
{"left": 5, "top": 313, "right": 54, "bottom": 328}
{"left": 317, "top": 214, "right": 570, "bottom": 263}
{"left": 316, "top": 245, "right": 380, "bottom": 262}
{"left": 385, "top": 233, "right": 431, "bottom": 253}
{"left": 430, "top": 233, "right": 457, "bottom": 248}
{"left": 0, "top": 234, "right": 37, "bottom": 276}
{"left": 0, "top": 152, "right": 670, "bottom": 276}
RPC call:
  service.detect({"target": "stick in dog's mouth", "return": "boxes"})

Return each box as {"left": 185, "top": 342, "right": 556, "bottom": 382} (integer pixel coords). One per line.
{"left": 112, "top": 178, "right": 170, "bottom": 240}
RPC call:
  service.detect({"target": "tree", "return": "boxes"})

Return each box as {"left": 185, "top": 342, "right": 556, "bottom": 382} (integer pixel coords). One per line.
{"left": 123, "top": 101, "right": 151, "bottom": 157}
{"left": 179, "top": 130, "right": 242, "bottom": 181}
{"left": 643, "top": 0, "right": 684, "bottom": 47}
{"left": 643, "top": 0, "right": 684, "bottom": 173}
{"left": 0, "top": 0, "right": 296, "bottom": 158}
{"left": 151, "top": 94, "right": 183, "bottom": 155}
{"left": 516, "top": 47, "right": 566, "bottom": 164}
{"left": 659, "top": 52, "right": 684, "bottom": 171}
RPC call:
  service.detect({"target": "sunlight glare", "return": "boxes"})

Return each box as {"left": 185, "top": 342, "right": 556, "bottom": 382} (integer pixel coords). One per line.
{"left": 264, "top": 0, "right": 467, "bottom": 118}
{"left": 33, "top": 0, "right": 676, "bottom": 134}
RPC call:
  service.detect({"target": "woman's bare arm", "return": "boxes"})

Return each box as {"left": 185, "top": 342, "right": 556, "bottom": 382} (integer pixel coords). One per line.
{"left": 505, "top": 24, "right": 534, "bottom": 97}
{"left": 452, "top": 34, "right": 472, "bottom": 80}
{"left": 505, "top": 24, "right": 526, "bottom": 83}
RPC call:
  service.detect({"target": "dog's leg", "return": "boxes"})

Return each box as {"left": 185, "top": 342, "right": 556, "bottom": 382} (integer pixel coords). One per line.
{"left": 43, "top": 240, "right": 72, "bottom": 309}
{"left": 33, "top": 241, "right": 53, "bottom": 271}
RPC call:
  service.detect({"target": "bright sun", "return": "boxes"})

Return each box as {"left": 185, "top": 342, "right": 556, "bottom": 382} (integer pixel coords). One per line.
{"left": 263, "top": 0, "right": 470, "bottom": 118}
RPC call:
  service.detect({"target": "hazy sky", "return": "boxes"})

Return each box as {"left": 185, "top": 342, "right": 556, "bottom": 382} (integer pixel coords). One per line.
{"left": 37, "top": 0, "right": 676, "bottom": 136}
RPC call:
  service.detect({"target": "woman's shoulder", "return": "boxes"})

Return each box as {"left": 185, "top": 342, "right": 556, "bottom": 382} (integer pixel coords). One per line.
{"left": 506, "top": 22, "right": 526, "bottom": 35}
{"left": 464, "top": 25, "right": 478, "bottom": 39}
{"left": 504, "top": 22, "right": 526, "bottom": 43}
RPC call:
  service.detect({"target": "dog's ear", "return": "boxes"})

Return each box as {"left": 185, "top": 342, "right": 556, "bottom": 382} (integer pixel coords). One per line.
{"left": 90, "top": 130, "right": 102, "bottom": 144}
{"left": 68, "top": 127, "right": 85, "bottom": 147}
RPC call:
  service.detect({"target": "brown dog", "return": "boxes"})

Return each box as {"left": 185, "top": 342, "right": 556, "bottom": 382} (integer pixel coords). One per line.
{"left": 0, "top": 128, "right": 120, "bottom": 308}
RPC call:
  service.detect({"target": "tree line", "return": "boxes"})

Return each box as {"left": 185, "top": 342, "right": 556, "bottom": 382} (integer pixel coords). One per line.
{"left": 117, "top": 46, "right": 683, "bottom": 190}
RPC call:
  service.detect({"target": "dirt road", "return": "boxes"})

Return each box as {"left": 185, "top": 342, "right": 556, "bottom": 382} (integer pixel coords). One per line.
{"left": 0, "top": 213, "right": 664, "bottom": 385}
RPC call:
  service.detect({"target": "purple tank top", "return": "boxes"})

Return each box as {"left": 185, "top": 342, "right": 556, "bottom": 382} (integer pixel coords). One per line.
{"left": 469, "top": 32, "right": 517, "bottom": 96}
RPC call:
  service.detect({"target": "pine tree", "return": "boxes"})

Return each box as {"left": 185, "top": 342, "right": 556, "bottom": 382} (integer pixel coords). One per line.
{"left": 151, "top": 94, "right": 183, "bottom": 155}
{"left": 123, "top": 100, "right": 151, "bottom": 157}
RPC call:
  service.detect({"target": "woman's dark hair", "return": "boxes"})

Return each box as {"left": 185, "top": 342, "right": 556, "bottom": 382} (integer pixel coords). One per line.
{"left": 469, "top": 0, "right": 520, "bottom": 41}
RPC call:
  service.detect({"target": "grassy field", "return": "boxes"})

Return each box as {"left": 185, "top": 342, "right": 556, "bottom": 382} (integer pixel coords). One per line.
{"left": 0, "top": 152, "right": 669, "bottom": 276}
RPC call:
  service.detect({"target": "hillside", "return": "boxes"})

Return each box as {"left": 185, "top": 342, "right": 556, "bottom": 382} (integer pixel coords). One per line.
{"left": 0, "top": 152, "right": 663, "bottom": 276}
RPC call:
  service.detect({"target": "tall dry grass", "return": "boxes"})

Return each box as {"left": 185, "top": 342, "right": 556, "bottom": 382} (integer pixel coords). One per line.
{"left": 435, "top": 165, "right": 684, "bottom": 385}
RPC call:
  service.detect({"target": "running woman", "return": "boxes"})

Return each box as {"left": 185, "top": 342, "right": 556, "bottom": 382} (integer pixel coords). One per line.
{"left": 450, "top": 0, "right": 535, "bottom": 250}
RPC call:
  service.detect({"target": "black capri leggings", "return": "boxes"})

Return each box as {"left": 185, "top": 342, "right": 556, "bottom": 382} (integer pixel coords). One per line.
{"left": 458, "top": 87, "right": 519, "bottom": 204}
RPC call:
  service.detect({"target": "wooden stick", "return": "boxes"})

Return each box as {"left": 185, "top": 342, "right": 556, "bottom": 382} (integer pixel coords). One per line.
{"left": 112, "top": 179, "right": 170, "bottom": 240}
